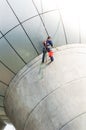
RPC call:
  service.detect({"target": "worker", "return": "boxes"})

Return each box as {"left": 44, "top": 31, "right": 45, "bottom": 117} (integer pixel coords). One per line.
{"left": 42, "top": 41, "right": 47, "bottom": 63}
{"left": 46, "top": 36, "right": 54, "bottom": 62}
{"left": 42, "top": 36, "right": 54, "bottom": 63}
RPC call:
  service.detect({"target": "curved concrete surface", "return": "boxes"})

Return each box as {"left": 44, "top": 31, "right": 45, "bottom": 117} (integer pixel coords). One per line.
{"left": 4, "top": 44, "right": 86, "bottom": 130}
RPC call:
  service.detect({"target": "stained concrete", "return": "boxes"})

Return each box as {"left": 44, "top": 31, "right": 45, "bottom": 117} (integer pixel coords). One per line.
{"left": 4, "top": 44, "right": 86, "bottom": 130}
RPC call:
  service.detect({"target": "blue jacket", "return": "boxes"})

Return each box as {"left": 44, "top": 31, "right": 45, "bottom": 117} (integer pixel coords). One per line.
{"left": 46, "top": 39, "right": 53, "bottom": 47}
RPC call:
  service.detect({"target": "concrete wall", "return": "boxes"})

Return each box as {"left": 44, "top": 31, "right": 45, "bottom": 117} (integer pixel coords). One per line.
{"left": 4, "top": 44, "right": 86, "bottom": 130}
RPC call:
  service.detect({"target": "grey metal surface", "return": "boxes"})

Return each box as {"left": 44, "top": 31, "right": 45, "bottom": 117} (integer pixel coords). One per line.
{"left": 4, "top": 44, "right": 86, "bottom": 130}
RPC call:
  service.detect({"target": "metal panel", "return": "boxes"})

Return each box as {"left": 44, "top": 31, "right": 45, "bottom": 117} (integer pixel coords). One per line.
{"left": 0, "top": 0, "right": 19, "bottom": 33}
{"left": 7, "top": 0, "right": 38, "bottom": 21}
{"left": 41, "top": 11, "right": 63, "bottom": 44}
{"left": 0, "top": 62, "right": 14, "bottom": 85}
{"left": 5, "top": 26, "right": 38, "bottom": 63}
{"left": 41, "top": 11, "right": 60, "bottom": 37}
{"left": 0, "top": 97, "right": 4, "bottom": 106}
{"left": 0, "top": 38, "right": 25, "bottom": 73}
{"left": 23, "top": 16, "right": 47, "bottom": 54}
{"left": 60, "top": 9, "right": 80, "bottom": 44}
{"left": 0, "top": 85, "right": 7, "bottom": 96}
{"left": 53, "top": 20, "right": 66, "bottom": 47}
{"left": 33, "top": 0, "right": 57, "bottom": 13}
{"left": 0, "top": 107, "right": 6, "bottom": 116}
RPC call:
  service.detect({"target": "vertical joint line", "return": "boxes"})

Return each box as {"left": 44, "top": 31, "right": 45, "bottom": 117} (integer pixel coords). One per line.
{"left": 0, "top": 31, "right": 26, "bottom": 64}
{"left": 58, "top": 9, "right": 68, "bottom": 44}
{"left": 32, "top": 0, "right": 49, "bottom": 36}
{"left": 6, "top": 0, "right": 39, "bottom": 55}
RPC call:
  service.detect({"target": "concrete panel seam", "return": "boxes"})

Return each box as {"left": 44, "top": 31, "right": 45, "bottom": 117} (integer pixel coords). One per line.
{"left": 23, "top": 76, "right": 86, "bottom": 130}
{"left": 4, "top": 57, "right": 41, "bottom": 99}
{"left": 59, "top": 112, "right": 86, "bottom": 130}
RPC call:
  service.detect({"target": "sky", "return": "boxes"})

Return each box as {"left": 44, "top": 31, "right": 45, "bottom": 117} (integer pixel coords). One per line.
{"left": 4, "top": 124, "right": 16, "bottom": 130}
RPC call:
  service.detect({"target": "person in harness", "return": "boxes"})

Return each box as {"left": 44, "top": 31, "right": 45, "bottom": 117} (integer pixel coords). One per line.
{"left": 42, "top": 36, "right": 54, "bottom": 63}
{"left": 46, "top": 36, "right": 54, "bottom": 62}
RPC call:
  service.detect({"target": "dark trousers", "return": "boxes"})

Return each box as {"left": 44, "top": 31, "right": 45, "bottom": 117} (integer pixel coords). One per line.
{"left": 42, "top": 50, "right": 47, "bottom": 63}
{"left": 50, "top": 56, "right": 54, "bottom": 62}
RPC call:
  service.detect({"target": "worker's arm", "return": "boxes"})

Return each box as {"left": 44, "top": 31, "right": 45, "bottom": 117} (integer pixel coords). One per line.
{"left": 49, "top": 40, "right": 53, "bottom": 47}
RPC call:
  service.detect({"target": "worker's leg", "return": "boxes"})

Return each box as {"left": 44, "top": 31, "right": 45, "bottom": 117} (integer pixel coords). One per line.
{"left": 42, "top": 51, "right": 46, "bottom": 63}
{"left": 48, "top": 50, "right": 54, "bottom": 62}
{"left": 50, "top": 56, "right": 54, "bottom": 62}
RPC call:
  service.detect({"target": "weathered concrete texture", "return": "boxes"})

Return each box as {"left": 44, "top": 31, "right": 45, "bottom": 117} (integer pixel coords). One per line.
{"left": 4, "top": 44, "right": 86, "bottom": 130}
